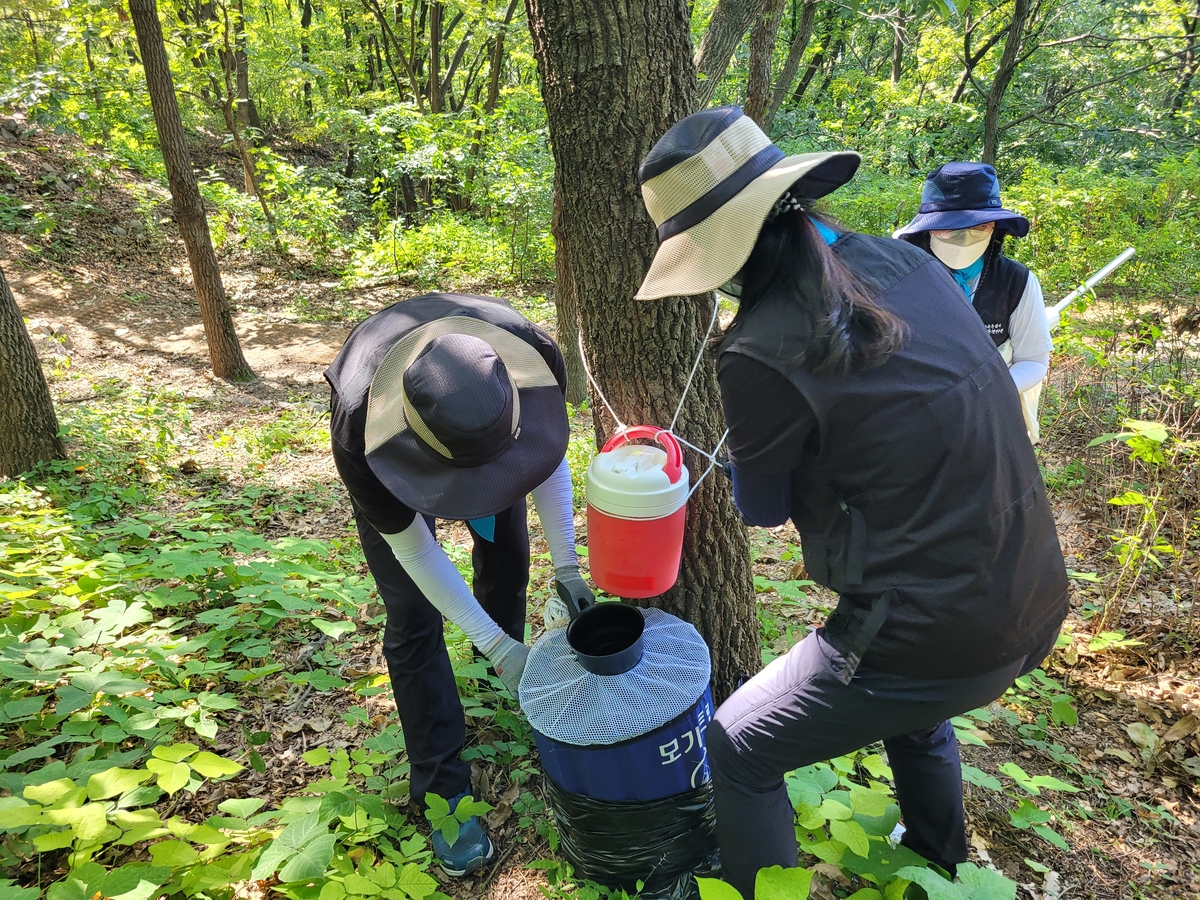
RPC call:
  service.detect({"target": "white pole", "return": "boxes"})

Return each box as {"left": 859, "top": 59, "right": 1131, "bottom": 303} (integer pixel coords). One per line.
{"left": 1046, "top": 247, "right": 1137, "bottom": 331}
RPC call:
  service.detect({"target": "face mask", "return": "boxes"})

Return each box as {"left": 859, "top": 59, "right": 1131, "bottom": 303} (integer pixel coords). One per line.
{"left": 929, "top": 229, "right": 991, "bottom": 270}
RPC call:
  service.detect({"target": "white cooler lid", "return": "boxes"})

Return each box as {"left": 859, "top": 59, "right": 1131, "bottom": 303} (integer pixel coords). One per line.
{"left": 586, "top": 445, "right": 689, "bottom": 520}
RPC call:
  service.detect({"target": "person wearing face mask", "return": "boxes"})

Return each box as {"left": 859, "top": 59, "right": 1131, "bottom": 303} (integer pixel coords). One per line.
{"left": 894, "top": 163, "right": 1051, "bottom": 440}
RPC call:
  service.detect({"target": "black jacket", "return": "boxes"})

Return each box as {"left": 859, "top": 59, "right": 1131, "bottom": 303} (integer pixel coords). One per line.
{"left": 718, "top": 234, "right": 1067, "bottom": 679}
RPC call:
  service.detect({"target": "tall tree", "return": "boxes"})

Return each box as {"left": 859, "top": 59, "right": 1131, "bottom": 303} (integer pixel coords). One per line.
{"left": 743, "top": 0, "right": 787, "bottom": 125}
{"left": 524, "top": 0, "right": 760, "bottom": 698}
{"left": 0, "top": 265, "right": 65, "bottom": 478}
{"left": 129, "top": 0, "right": 254, "bottom": 381}
{"left": 694, "top": 0, "right": 762, "bottom": 110}
{"left": 982, "top": 0, "right": 1031, "bottom": 164}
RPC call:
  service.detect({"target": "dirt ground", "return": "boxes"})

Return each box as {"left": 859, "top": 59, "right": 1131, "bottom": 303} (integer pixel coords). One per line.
{"left": 4, "top": 132, "right": 1200, "bottom": 900}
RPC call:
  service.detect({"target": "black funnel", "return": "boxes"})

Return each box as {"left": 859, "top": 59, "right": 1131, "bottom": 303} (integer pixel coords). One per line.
{"left": 566, "top": 603, "right": 645, "bottom": 676}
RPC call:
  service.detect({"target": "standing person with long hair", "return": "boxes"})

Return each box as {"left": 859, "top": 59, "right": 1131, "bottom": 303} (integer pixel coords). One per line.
{"left": 635, "top": 108, "right": 1068, "bottom": 899}
{"left": 894, "top": 163, "right": 1051, "bottom": 441}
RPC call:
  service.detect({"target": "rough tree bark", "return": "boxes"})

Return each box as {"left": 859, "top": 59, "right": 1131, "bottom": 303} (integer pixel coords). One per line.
{"left": 743, "top": 0, "right": 787, "bottom": 125}
{"left": 982, "top": 0, "right": 1030, "bottom": 165}
{"left": 891, "top": 8, "right": 907, "bottom": 84}
{"left": 524, "top": 0, "right": 760, "bottom": 699}
{"left": 233, "top": 0, "right": 261, "bottom": 126}
{"left": 550, "top": 181, "right": 589, "bottom": 407}
{"left": 693, "top": 0, "right": 762, "bottom": 110}
{"left": 129, "top": 0, "right": 254, "bottom": 381}
{"left": 0, "top": 264, "right": 65, "bottom": 478}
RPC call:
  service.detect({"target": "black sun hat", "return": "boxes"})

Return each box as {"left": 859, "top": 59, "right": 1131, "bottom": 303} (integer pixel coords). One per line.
{"left": 360, "top": 311, "right": 568, "bottom": 520}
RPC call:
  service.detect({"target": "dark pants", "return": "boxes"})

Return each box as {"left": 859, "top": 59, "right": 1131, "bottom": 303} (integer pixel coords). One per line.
{"left": 356, "top": 502, "right": 529, "bottom": 807}
{"left": 708, "top": 629, "right": 1050, "bottom": 899}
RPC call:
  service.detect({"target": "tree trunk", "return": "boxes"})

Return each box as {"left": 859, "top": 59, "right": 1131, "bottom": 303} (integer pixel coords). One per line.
{"left": 300, "top": 0, "right": 313, "bottom": 114}
{"left": 129, "top": 0, "right": 254, "bottom": 381}
{"left": 1170, "top": 0, "right": 1200, "bottom": 116}
{"left": 23, "top": 12, "right": 40, "bottom": 66}
{"left": 524, "top": 0, "right": 760, "bottom": 700}
{"left": 0, "top": 265, "right": 65, "bottom": 478}
{"left": 429, "top": 1, "right": 443, "bottom": 112}
{"left": 551, "top": 182, "right": 589, "bottom": 407}
{"left": 693, "top": 0, "right": 761, "bottom": 110}
{"left": 982, "top": 0, "right": 1030, "bottom": 165}
{"left": 234, "top": 0, "right": 262, "bottom": 126}
{"left": 743, "top": 0, "right": 787, "bottom": 126}
{"left": 891, "top": 8, "right": 906, "bottom": 84}
{"left": 764, "top": 0, "right": 815, "bottom": 128}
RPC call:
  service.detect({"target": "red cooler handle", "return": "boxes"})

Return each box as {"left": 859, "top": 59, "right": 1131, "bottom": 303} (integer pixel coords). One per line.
{"left": 601, "top": 426, "right": 684, "bottom": 484}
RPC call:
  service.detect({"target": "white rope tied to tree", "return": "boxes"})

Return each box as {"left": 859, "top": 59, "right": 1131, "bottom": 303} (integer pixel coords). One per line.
{"left": 576, "top": 295, "right": 729, "bottom": 501}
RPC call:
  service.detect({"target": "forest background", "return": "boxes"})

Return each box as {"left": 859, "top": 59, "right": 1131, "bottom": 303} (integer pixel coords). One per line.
{"left": 1, "top": 0, "right": 1200, "bottom": 899}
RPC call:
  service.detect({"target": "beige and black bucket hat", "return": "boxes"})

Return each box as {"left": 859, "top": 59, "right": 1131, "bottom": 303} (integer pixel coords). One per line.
{"left": 635, "top": 106, "right": 861, "bottom": 300}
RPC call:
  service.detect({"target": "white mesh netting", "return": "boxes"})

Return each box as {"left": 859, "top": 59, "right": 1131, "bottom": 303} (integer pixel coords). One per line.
{"left": 519, "top": 607, "right": 711, "bottom": 747}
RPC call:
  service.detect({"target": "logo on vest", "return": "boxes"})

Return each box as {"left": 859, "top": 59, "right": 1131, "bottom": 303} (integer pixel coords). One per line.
{"left": 986, "top": 323, "right": 1004, "bottom": 335}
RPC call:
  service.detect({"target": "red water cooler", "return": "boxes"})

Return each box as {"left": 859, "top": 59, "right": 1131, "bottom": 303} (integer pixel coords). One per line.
{"left": 585, "top": 426, "right": 689, "bottom": 599}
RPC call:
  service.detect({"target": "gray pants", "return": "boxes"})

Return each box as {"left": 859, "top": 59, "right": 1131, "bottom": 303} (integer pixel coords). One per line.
{"left": 707, "top": 629, "right": 1051, "bottom": 899}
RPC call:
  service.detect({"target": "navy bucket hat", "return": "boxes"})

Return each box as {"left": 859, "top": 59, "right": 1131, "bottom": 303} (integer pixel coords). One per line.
{"left": 895, "top": 162, "right": 1029, "bottom": 238}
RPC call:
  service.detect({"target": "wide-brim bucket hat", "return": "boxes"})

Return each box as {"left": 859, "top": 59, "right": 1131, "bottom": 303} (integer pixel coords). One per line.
{"left": 362, "top": 314, "right": 568, "bottom": 520}
{"left": 895, "top": 162, "right": 1029, "bottom": 238}
{"left": 635, "top": 106, "right": 861, "bottom": 300}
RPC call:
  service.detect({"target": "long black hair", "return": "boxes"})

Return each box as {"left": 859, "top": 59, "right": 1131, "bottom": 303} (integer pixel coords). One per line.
{"left": 718, "top": 209, "right": 907, "bottom": 375}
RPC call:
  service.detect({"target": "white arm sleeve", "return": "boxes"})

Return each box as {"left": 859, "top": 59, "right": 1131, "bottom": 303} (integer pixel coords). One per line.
{"left": 1008, "top": 272, "right": 1053, "bottom": 360}
{"left": 1009, "top": 353, "right": 1050, "bottom": 393}
{"left": 379, "top": 518, "right": 505, "bottom": 655}
{"left": 529, "top": 456, "right": 578, "bottom": 569}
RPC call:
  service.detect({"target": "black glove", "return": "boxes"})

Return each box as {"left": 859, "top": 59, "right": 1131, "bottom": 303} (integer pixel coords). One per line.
{"left": 554, "top": 565, "right": 595, "bottom": 620}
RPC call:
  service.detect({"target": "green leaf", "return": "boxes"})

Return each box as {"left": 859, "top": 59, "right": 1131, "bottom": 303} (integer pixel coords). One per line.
{"left": 251, "top": 812, "right": 326, "bottom": 880}
{"left": 189, "top": 752, "right": 243, "bottom": 778}
{"left": 33, "top": 830, "right": 75, "bottom": 851}
{"left": 303, "top": 747, "right": 332, "bottom": 766}
{"left": 955, "top": 863, "right": 1017, "bottom": 900}
{"left": 859, "top": 754, "right": 892, "bottom": 780}
{"left": 218, "top": 797, "right": 266, "bottom": 817}
{"left": 99, "top": 864, "right": 173, "bottom": 900}
{"left": 313, "top": 619, "right": 356, "bottom": 638}
{"left": 149, "top": 839, "right": 199, "bottom": 867}
{"left": 344, "top": 872, "right": 382, "bottom": 895}
{"left": 87, "top": 767, "right": 151, "bottom": 800}
{"left": 1031, "top": 824, "right": 1069, "bottom": 850}
{"left": 817, "top": 798, "right": 853, "bottom": 821}
{"left": 848, "top": 784, "right": 891, "bottom": 817}
{"left": 755, "top": 866, "right": 814, "bottom": 900}
{"left": 320, "top": 882, "right": 347, "bottom": 900}
{"left": 829, "top": 818, "right": 871, "bottom": 858}
{"left": 839, "top": 840, "right": 928, "bottom": 883}
{"left": 146, "top": 759, "right": 191, "bottom": 795}
{"left": 1050, "top": 695, "right": 1078, "bottom": 727}
{"left": 1125, "top": 722, "right": 1159, "bottom": 754}
{"left": 696, "top": 877, "right": 744, "bottom": 900}
{"left": 961, "top": 764, "right": 1002, "bottom": 791}
{"left": 151, "top": 743, "right": 199, "bottom": 763}
{"left": 278, "top": 833, "right": 337, "bottom": 882}
{"left": 24, "top": 777, "right": 77, "bottom": 805}
{"left": 1028, "top": 775, "right": 1079, "bottom": 793}
{"left": 846, "top": 891, "right": 885, "bottom": 900}
{"left": 394, "top": 863, "right": 440, "bottom": 899}
{"left": 0, "top": 801, "right": 43, "bottom": 830}
{"left": 893, "top": 866, "right": 961, "bottom": 900}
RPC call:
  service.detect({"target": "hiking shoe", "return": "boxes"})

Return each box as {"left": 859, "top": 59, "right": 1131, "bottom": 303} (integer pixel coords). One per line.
{"left": 431, "top": 794, "right": 494, "bottom": 877}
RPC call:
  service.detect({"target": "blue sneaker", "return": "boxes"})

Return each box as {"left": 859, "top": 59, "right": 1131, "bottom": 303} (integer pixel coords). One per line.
{"left": 430, "top": 793, "right": 494, "bottom": 877}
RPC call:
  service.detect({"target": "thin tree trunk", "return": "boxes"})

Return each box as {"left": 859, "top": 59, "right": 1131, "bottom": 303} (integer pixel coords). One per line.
{"left": 300, "top": 0, "right": 313, "bottom": 114}
{"left": 743, "top": 0, "right": 787, "bottom": 125}
{"left": 429, "top": 1, "right": 443, "bottom": 112}
{"left": 0, "top": 265, "right": 65, "bottom": 478}
{"left": 551, "top": 182, "right": 588, "bottom": 407}
{"left": 1170, "top": 0, "right": 1200, "bottom": 115}
{"left": 982, "top": 0, "right": 1030, "bottom": 165}
{"left": 764, "top": 0, "right": 815, "bottom": 128}
{"left": 23, "top": 12, "right": 40, "bottom": 66}
{"left": 129, "top": 0, "right": 254, "bottom": 381}
{"left": 693, "top": 0, "right": 762, "bottom": 110}
{"left": 84, "top": 34, "right": 103, "bottom": 110}
{"left": 234, "top": 0, "right": 261, "bottom": 126}
{"left": 791, "top": 5, "right": 836, "bottom": 104}
{"left": 524, "top": 0, "right": 760, "bottom": 699}
{"left": 891, "top": 8, "right": 906, "bottom": 84}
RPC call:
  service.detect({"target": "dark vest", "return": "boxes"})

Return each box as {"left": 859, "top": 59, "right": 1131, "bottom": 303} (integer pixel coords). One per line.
{"left": 719, "top": 235, "right": 1067, "bottom": 679}
{"left": 974, "top": 252, "right": 1030, "bottom": 346}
